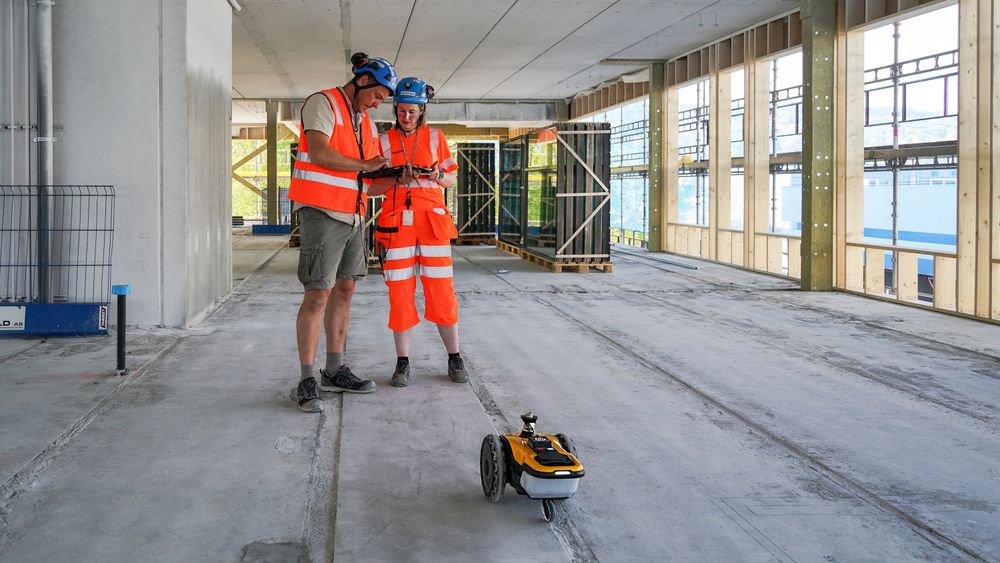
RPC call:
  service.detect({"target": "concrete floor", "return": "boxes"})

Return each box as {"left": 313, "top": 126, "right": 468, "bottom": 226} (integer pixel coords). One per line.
{"left": 1, "top": 234, "right": 999, "bottom": 562}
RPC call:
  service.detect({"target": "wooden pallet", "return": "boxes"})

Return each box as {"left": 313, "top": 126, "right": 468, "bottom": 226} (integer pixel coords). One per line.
{"left": 495, "top": 240, "right": 612, "bottom": 273}
{"left": 453, "top": 236, "right": 497, "bottom": 246}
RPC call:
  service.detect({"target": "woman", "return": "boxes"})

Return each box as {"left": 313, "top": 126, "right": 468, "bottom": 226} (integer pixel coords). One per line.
{"left": 369, "top": 77, "right": 468, "bottom": 387}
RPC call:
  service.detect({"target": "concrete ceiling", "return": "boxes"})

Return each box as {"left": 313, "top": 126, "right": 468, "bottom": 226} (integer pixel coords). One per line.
{"left": 233, "top": 0, "right": 799, "bottom": 103}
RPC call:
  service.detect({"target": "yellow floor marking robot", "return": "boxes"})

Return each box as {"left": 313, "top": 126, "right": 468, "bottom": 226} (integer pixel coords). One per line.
{"left": 480, "top": 413, "right": 585, "bottom": 521}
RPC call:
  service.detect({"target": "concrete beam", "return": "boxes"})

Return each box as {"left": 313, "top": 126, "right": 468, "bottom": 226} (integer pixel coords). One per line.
{"left": 800, "top": 0, "right": 836, "bottom": 290}
{"left": 367, "top": 99, "right": 566, "bottom": 127}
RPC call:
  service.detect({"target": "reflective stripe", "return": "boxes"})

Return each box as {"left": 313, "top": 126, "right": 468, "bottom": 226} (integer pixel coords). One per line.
{"left": 398, "top": 179, "right": 440, "bottom": 189}
{"left": 368, "top": 116, "right": 378, "bottom": 138}
{"left": 440, "top": 157, "right": 457, "bottom": 170}
{"left": 323, "top": 90, "right": 344, "bottom": 127}
{"left": 379, "top": 133, "right": 391, "bottom": 159}
{"left": 420, "top": 265, "right": 453, "bottom": 279}
{"left": 291, "top": 169, "right": 359, "bottom": 190}
{"left": 296, "top": 152, "right": 312, "bottom": 163}
{"left": 430, "top": 128, "right": 440, "bottom": 165}
{"left": 385, "top": 246, "right": 416, "bottom": 260}
{"left": 384, "top": 266, "right": 417, "bottom": 282}
{"left": 418, "top": 245, "right": 451, "bottom": 258}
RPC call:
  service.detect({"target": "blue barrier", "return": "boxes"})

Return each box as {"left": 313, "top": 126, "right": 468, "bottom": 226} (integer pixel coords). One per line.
{"left": 251, "top": 224, "right": 292, "bottom": 235}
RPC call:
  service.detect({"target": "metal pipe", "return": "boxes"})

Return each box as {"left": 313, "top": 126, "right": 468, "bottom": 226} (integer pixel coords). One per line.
{"left": 35, "top": 0, "right": 54, "bottom": 303}
{"left": 226, "top": 0, "right": 243, "bottom": 12}
{"left": 890, "top": 21, "right": 901, "bottom": 294}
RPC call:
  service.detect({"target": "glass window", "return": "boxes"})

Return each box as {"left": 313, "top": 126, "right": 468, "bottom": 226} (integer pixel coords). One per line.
{"left": 676, "top": 80, "right": 710, "bottom": 226}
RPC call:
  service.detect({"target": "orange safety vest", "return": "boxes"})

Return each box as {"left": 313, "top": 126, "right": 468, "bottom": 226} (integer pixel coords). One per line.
{"left": 289, "top": 88, "right": 380, "bottom": 216}
{"left": 378, "top": 126, "right": 458, "bottom": 210}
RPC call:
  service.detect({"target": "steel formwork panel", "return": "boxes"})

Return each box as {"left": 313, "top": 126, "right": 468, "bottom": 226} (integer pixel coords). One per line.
{"left": 455, "top": 143, "right": 497, "bottom": 239}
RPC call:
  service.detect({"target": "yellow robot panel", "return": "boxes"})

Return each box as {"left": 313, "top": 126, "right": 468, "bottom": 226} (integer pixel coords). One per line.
{"left": 503, "top": 433, "right": 584, "bottom": 474}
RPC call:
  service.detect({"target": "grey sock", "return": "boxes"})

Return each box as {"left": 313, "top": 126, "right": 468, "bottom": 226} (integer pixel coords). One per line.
{"left": 300, "top": 364, "right": 314, "bottom": 382}
{"left": 326, "top": 352, "right": 343, "bottom": 373}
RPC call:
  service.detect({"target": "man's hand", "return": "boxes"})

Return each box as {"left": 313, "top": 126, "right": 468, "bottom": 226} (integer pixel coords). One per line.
{"left": 361, "top": 156, "right": 388, "bottom": 172}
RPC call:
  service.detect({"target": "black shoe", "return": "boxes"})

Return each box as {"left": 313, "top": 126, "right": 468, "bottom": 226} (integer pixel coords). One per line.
{"left": 290, "top": 377, "right": 323, "bottom": 413}
{"left": 320, "top": 365, "right": 376, "bottom": 394}
{"left": 447, "top": 356, "right": 469, "bottom": 383}
{"left": 390, "top": 359, "right": 410, "bottom": 387}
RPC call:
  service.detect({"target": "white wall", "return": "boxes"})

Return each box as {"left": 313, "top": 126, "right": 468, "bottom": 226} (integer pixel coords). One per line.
{"left": 185, "top": 0, "right": 233, "bottom": 323}
{"left": 48, "top": 0, "right": 233, "bottom": 327}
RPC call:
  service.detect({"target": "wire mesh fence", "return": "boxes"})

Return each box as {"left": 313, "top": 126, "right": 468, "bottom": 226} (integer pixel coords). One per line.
{"left": 0, "top": 185, "right": 115, "bottom": 304}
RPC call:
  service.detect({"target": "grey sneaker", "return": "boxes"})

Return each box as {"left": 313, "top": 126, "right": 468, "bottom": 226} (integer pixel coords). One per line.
{"left": 320, "top": 365, "right": 376, "bottom": 394}
{"left": 390, "top": 360, "right": 410, "bottom": 387}
{"left": 447, "top": 356, "right": 469, "bottom": 383}
{"left": 290, "top": 377, "right": 323, "bottom": 413}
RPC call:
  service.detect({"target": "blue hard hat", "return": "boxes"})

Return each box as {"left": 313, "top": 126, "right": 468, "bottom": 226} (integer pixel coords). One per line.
{"left": 351, "top": 53, "right": 398, "bottom": 94}
{"left": 395, "top": 77, "right": 433, "bottom": 105}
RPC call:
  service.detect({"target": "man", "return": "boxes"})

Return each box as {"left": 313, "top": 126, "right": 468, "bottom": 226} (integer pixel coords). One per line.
{"left": 288, "top": 52, "right": 397, "bottom": 413}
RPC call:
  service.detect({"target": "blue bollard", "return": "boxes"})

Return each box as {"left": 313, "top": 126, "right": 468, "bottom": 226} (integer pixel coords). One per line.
{"left": 111, "top": 285, "right": 131, "bottom": 375}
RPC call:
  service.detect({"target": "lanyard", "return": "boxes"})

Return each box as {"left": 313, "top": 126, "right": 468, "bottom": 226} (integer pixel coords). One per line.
{"left": 398, "top": 127, "right": 420, "bottom": 168}
{"left": 336, "top": 87, "right": 364, "bottom": 156}
{"left": 398, "top": 128, "right": 422, "bottom": 208}
{"left": 336, "top": 87, "right": 366, "bottom": 215}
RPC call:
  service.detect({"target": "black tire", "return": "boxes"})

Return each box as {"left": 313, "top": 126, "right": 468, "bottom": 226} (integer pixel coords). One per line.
{"left": 542, "top": 499, "right": 555, "bottom": 522}
{"left": 480, "top": 434, "right": 506, "bottom": 502}
{"left": 555, "top": 433, "right": 576, "bottom": 456}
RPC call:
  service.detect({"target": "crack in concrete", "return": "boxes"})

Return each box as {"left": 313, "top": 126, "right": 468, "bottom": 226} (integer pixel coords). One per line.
{"left": 0, "top": 335, "right": 183, "bottom": 548}
{"left": 534, "top": 294, "right": 991, "bottom": 562}
{"left": 454, "top": 247, "right": 602, "bottom": 562}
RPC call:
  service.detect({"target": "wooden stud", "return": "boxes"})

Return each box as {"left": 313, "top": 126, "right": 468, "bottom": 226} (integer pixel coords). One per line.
{"left": 993, "top": 0, "right": 1000, "bottom": 319}
{"left": 865, "top": 249, "right": 886, "bottom": 294}
{"left": 897, "top": 251, "right": 919, "bottom": 302}
{"left": 751, "top": 57, "right": 771, "bottom": 271}
{"left": 754, "top": 235, "right": 768, "bottom": 271}
{"left": 767, "top": 235, "right": 782, "bottom": 273}
{"left": 665, "top": 87, "right": 680, "bottom": 250}
{"left": 732, "top": 232, "right": 745, "bottom": 266}
{"left": 707, "top": 47, "right": 720, "bottom": 260}
{"left": 789, "top": 238, "right": 802, "bottom": 278}
{"left": 957, "top": 0, "right": 978, "bottom": 314}
{"left": 845, "top": 246, "right": 865, "bottom": 291}
{"left": 933, "top": 255, "right": 957, "bottom": 310}
{"left": 719, "top": 230, "right": 733, "bottom": 263}
{"left": 716, "top": 69, "right": 733, "bottom": 233}
{"left": 677, "top": 225, "right": 689, "bottom": 254}
{"left": 974, "top": 0, "right": 993, "bottom": 317}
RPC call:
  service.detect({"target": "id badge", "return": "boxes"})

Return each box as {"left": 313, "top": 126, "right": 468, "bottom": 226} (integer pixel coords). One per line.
{"left": 402, "top": 209, "right": 414, "bottom": 226}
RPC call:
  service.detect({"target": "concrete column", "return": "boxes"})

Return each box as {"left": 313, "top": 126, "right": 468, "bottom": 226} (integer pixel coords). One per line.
{"left": 647, "top": 63, "right": 665, "bottom": 251}
{"left": 52, "top": 0, "right": 233, "bottom": 326}
{"left": 800, "top": 0, "right": 836, "bottom": 290}
{"left": 266, "top": 99, "right": 278, "bottom": 224}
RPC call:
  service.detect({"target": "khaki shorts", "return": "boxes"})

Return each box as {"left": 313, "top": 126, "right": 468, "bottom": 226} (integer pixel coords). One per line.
{"left": 296, "top": 206, "right": 367, "bottom": 289}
